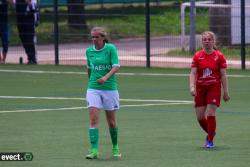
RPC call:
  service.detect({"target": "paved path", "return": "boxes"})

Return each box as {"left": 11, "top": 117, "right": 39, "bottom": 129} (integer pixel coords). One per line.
{"left": 4, "top": 36, "right": 250, "bottom": 69}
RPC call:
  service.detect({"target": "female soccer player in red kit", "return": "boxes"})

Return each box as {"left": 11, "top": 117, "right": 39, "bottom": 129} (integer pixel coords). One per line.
{"left": 189, "top": 31, "right": 230, "bottom": 149}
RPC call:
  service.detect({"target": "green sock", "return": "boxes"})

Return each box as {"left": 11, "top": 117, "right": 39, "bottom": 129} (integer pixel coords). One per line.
{"left": 109, "top": 127, "right": 118, "bottom": 147}
{"left": 89, "top": 128, "right": 99, "bottom": 150}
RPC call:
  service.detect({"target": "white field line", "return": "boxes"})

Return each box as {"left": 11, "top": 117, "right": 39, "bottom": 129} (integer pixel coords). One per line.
{"left": 0, "top": 96, "right": 84, "bottom": 100}
{"left": 0, "top": 69, "right": 85, "bottom": 75}
{"left": 0, "top": 102, "right": 192, "bottom": 114}
{"left": 121, "top": 102, "right": 192, "bottom": 107}
{"left": 0, "top": 69, "right": 250, "bottom": 78}
{"left": 0, "top": 96, "right": 192, "bottom": 103}
{"left": 121, "top": 99, "right": 192, "bottom": 103}
{"left": 0, "top": 107, "right": 87, "bottom": 114}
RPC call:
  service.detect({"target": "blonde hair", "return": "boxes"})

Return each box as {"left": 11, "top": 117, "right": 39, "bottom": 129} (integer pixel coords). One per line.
{"left": 91, "top": 27, "right": 109, "bottom": 43}
{"left": 201, "top": 31, "right": 218, "bottom": 50}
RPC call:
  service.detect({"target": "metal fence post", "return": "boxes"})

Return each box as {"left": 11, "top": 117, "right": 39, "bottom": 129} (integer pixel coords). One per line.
{"left": 54, "top": 0, "right": 59, "bottom": 65}
{"left": 241, "top": 0, "right": 246, "bottom": 70}
{"left": 145, "top": 0, "right": 150, "bottom": 68}
{"left": 189, "top": 0, "right": 196, "bottom": 54}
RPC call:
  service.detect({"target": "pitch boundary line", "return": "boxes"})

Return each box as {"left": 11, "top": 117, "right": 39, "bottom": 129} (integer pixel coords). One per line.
{"left": 0, "top": 107, "right": 87, "bottom": 114}
{"left": 0, "top": 69, "right": 249, "bottom": 78}
{"left": 0, "top": 102, "right": 192, "bottom": 114}
{"left": 0, "top": 95, "right": 192, "bottom": 103}
{"left": 0, "top": 95, "right": 192, "bottom": 114}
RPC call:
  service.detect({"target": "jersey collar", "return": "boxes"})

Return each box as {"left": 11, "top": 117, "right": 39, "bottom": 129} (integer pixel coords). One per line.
{"left": 93, "top": 43, "right": 107, "bottom": 51}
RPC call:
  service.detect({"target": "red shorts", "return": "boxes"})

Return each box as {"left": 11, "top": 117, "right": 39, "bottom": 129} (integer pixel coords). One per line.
{"left": 194, "top": 83, "right": 221, "bottom": 107}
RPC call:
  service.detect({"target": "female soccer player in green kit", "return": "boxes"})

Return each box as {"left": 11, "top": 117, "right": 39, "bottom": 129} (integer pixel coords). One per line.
{"left": 85, "top": 27, "right": 121, "bottom": 159}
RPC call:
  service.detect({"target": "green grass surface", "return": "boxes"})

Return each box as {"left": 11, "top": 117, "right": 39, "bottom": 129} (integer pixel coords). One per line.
{"left": 0, "top": 65, "right": 250, "bottom": 167}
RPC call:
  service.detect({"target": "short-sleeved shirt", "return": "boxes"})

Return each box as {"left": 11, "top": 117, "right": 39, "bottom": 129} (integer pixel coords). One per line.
{"left": 191, "top": 50, "right": 227, "bottom": 86}
{"left": 85, "top": 43, "right": 120, "bottom": 90}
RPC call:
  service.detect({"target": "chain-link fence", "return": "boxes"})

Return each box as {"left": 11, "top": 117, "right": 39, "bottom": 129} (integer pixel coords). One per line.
{"left": 3, "top": 1, "right": 250, "bottom": 69}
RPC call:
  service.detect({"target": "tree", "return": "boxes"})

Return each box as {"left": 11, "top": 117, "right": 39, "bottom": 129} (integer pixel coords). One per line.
{"left": 67, "top": 0, "right": 87, "bottom": 29}
{"left": 209, "top": 0, "right": 231, "bottom": 46}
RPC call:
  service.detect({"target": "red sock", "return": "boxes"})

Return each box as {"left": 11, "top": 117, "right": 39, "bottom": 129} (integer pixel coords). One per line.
{"left": 207, "top": 116, "right": 216, "bottom": 142}
{"left": 198, "top": 118, "right": 208, "bottom": 133}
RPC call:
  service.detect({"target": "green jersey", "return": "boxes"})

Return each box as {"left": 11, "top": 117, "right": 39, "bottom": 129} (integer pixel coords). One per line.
{"left": 86, "top": 43, "right": 120, "bottom": 90}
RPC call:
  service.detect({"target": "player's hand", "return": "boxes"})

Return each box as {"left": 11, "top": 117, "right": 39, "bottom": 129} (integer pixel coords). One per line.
{"left": 223, "top": 92, "right": 230, "bottom": 102}
{"left": 190, "top": 87, "right": 196, "bottom": 96}
{"left": 96, "top": 77, "right": 107, "bottom": 84}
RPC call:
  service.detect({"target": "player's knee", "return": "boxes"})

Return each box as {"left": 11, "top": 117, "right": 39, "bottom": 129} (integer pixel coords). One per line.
{"left": 108, "top": 120, "right": 116, "bottom": 128}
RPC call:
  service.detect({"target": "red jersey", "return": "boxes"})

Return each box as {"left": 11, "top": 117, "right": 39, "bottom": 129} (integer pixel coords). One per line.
{"left": 191, "top": 50, "right": 227, "bottom": 85}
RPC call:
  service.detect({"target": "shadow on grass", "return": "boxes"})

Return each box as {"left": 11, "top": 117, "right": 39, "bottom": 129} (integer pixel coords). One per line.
{"left": 86, "top": 156, "right": 123, "bottom": 162}
{"left": 195, "top": 145, "right": 231, "bottom": 151}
